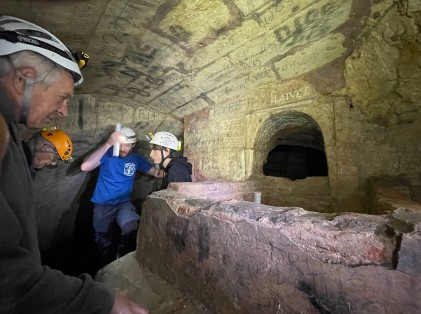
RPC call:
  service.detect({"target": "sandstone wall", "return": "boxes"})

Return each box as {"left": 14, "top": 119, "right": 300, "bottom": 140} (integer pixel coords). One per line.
{"left": 183, "top": 1, "right": 421, "bottom": 213}
{"left": 19, "top": 0, "right": 421, "bottom": 234}
{"left": 9, "top": 0, "right": 419, "bottom": 251}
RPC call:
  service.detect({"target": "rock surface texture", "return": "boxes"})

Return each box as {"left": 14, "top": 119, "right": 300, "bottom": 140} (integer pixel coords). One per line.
{"left": 137, "top": 182, "right": 421, "bottom": 314}
{"left": 0, "top": 1, "right": 419, "bottom": 213}
{"left": 0, "top": 0, "right": 419, "bottom": 248}
{"left": 0, "top": 1, "right": 419, "bottom": 310}
{"left": 96, "top": 253, "right": 208, "bottom": 314}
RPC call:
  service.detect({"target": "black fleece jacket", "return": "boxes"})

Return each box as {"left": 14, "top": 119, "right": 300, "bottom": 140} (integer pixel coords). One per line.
{"left": 161, "top": 157, "right": 192, "bottom": 190}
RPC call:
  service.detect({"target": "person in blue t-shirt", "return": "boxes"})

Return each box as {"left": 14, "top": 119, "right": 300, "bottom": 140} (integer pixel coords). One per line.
{"left": 81, "top": 127, "right": 159, "bottom": 268}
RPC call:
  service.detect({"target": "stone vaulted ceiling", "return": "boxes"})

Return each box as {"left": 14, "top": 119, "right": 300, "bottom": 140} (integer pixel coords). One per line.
{"left": 0, "top": 0, "right": 365, "bottom": 125}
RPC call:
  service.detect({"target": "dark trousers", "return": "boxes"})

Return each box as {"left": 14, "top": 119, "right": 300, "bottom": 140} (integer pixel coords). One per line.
{"left": 93, "top": 201, "right": 139, "bottom": 268}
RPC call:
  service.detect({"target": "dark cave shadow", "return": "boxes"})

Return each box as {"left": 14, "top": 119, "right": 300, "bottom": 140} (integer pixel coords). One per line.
{"left": 44, "top": 141, "right": 162, "bottom": 277}
{"left": 42, "top": 167, "right": 101, "bottom": 277}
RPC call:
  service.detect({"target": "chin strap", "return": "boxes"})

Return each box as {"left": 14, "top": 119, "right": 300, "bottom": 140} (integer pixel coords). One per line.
{"left": 154, "top": 165, "right": 161, "bottom": 177}
{"left": 15, "top": 70, "right": 49, "bottom": 125}
{"left": 19, "top": 77, "right": 35, "bottom": 124}
{"left": 159, "top": 148, "right": 173, "bottom": 170}
{"left": 154, "top": 149, "right": 172, "bottom": 178}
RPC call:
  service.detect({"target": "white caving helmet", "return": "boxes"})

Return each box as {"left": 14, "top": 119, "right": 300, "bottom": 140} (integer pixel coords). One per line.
{"left": 0, "top": 16, "right": 82, "bottom": 84}
{"left": 0, "top": 16, "right": 83, "bottom": 123}
{"left": 149, "top": 131, "right": 179, "bottom": 151}
{"left": 120, "top": 127, "right": 137, "bottom": 144}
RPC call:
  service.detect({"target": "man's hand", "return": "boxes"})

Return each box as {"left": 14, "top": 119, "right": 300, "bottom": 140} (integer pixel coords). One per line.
{"left": 107, "top": 131, "right": 121, "bottom": 146}
{"left": 111, "top": 294, "right": 149, "bottom": 314}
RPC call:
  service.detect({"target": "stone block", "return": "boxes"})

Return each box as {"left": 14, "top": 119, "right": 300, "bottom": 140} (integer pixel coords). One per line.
{"left": 398, "top": 230, "right": 421, "bottom": 277}
{"left": 168, "top": 181, "right": 256, "bottom": 202}
{"left": 392, "top": 207, "right": 421, "bottom": 277}
{"left": 136, "top": 183, "right": 420, "bottom": 313}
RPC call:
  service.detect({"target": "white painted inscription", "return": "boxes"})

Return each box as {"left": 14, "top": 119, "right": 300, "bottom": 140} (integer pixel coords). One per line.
{"left": 270, "top": 88, "right": 307, "bottom": 105}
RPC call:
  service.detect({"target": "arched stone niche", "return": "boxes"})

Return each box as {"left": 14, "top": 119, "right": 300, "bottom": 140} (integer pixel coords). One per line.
{"left": 251, "top": 111, "right": 332, "bottom": 212}
{"left": 185, "top": 80, "right": 363, "bottom": 212}
{"left": 257, "top": 112, "right": 327, "bottom": 178}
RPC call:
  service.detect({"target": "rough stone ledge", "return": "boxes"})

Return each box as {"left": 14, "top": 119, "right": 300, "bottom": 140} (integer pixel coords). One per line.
{"left": 95, "top": 253, "right": 207, "bottom": 313}
{"left": 167, "top": 181, "right": 256, "bottom": 202}
{"left": 207, "top": 202, "right": 398, "bottom": 267}
{"left": 138, "top": 182, "right": 421, "bottom": 313}
{"left": 151, "top": 186, "right": 401, "bottom": 267}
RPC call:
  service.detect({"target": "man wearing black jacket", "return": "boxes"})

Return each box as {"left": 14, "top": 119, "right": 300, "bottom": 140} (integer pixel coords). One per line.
{"left": 0, "top": 15, "right": 148, "bottom": 314}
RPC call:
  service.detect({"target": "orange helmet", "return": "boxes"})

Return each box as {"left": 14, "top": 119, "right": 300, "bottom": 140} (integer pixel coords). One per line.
{"left": 40, "top": 129, "right": 73, "bottom": 162}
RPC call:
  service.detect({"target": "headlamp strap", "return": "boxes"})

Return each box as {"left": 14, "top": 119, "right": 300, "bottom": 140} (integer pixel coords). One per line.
{"left": 16, "top": 70, "right": 49, "bottom": 124}
{"left": 0, "top": 30, "right": 74, "bottom": 61}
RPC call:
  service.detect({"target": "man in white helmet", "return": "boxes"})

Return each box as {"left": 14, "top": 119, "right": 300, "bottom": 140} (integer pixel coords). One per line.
{"left": 0, "top": 16, "right": 148, "bottom": 314}
{"left": 81, "top": 127, "right": 159, "bottom": 269}
{"left": 149, "top": 131, "right": 192, "bottom": 190}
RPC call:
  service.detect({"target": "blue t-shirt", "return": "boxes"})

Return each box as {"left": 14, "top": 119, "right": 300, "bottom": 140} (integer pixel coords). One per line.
{"left": 91, "top": 148, "right": 153, "bottom": 205}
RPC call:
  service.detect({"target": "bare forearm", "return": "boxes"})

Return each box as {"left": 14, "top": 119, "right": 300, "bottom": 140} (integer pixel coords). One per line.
{"left": 80, "top": 142, "right": 112, "bottom": 172}
{"left": 81, "top": 131, "right": 121, "bottom": 172}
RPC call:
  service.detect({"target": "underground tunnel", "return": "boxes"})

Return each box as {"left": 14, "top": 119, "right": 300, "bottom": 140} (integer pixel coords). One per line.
{"left": 0, "top": 0, "right": 420, "bottom": 313}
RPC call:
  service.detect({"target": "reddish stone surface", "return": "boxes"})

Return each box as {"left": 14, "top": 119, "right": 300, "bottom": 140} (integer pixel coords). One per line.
{"left": 136, "top": 183, "right": 421, "bottom": 313}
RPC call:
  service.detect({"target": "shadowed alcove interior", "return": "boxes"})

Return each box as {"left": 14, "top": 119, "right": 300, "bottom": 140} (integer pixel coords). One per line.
{"left": 262, "top": 112, "right": 328, "bottom": 180}
{"left": 251, "top": 111, "right": 332, "bottom": 212}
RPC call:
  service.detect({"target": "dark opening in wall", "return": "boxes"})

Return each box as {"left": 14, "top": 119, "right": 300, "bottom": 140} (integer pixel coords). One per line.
{"left": 260, "top": 112, "right": 328, "bottom": 181}
{"left": 263, "top": 145, "right": 328, "bottom": 180}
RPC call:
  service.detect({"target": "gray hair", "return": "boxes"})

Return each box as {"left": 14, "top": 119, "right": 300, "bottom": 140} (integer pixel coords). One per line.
{"left": 0, "top": 51, "right": 65, "bottom": 88}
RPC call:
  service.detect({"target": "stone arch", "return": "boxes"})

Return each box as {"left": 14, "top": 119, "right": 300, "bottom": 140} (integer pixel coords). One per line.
{"left": 254, "top": 111, "right": 327, "bottom": 174}
{"left": 251, "top": 111, "right": 333, "bottom": 212}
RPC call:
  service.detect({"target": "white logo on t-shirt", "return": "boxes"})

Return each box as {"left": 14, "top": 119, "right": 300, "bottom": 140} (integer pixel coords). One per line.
{"left": 124, "top": 163, "right": 136, "bottom": 176}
